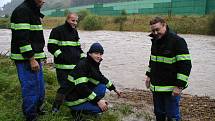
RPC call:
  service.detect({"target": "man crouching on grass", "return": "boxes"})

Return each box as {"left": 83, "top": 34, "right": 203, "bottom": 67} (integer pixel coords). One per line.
{"left": 64, "top": 42, "right": 121, "bottom": 118}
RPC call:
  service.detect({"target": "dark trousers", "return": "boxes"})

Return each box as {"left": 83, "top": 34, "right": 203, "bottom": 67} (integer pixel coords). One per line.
{"left": 16, "top": 61, "right": 45, "bottom": 118}
{"left": 52, "top": 69, "right": 72, "bottom": 110}
{"left": 153, "top": 93, "right": 181, "bottom": 121}
{"left": 56, "top": 69, "right": 72, "bottom": 94}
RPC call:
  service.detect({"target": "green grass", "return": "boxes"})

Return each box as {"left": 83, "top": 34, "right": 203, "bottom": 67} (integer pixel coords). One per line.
{"left": 0, "top": 55, "right": 142, "bottom": 121}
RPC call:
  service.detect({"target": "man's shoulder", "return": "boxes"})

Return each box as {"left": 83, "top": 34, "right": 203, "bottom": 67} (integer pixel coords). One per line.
{"left": 13, "top": 2, "right": 29, "bottom": 13}
{"left": 168, "top": 31, "right": 184, "bottom": 41}
{"left": 52, "top": 24, "right": 65, "bottom": 32}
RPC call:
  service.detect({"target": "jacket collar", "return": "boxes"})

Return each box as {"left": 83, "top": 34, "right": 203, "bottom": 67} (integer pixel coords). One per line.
{"left": 24, "top": 0, "right": 44, "bottom": 18}
{"left": 65, "top": 21, "right": 76, "bottom": 31}
{"left": 86, "top": 53, "right": 101, "bottom": 67}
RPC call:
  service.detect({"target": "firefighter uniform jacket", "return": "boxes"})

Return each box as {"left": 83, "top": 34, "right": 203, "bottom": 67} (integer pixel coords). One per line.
{"left": 64, "top": 54, "right": 116, "bottom": 107}
{"left": 48, "top": 22, "right": 84, "bottom": 70}
{"left": 10, "top": 0, "right": 46, "bottom": 60}
{"left": 146, "top": 27, "right": 192, "bottom": 92}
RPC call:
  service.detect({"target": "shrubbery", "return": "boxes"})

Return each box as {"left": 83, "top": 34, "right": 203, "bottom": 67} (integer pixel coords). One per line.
{"left": 208, "top": 13, "right": 215, "bottom": 35}
{"left": 77, "top": 9, "right": 91, "bottom": 22}
{"left": 80, "top": 15, "right": 104, "bottom": 30}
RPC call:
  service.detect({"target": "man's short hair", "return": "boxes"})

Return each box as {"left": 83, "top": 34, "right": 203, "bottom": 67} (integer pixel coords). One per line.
{"left": 150, "top": 17, "right": 166, "bottom": 25}
{"left": 66, "top": 12, "right": 78, "bottom": 20}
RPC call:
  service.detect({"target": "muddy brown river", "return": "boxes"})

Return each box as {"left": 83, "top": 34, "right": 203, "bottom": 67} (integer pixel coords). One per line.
{"left": 1, "top": 29, "right": 215, "bottom": 98}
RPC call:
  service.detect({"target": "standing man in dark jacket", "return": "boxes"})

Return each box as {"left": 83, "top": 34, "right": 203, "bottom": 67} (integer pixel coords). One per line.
{"left": 48, "top": 13, "right": 85, "bottom": 112}
{"left": 145, "top": 17, "right": 192, "bottom": 121}
{"left": 10, "top": 0, "right": 46, "bottom": 120}
{"left": 64, "top": 43, "right": 121, "bottom": 115}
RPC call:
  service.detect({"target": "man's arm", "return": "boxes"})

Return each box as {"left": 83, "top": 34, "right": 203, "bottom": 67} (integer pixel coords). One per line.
{"left": 175, "top": 37, "right": 192, "bottom": 89}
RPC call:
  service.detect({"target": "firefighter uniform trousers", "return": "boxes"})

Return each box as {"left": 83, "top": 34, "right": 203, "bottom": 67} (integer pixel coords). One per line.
{"left": 16, "top": 61, "right": 45, "bottom": 118}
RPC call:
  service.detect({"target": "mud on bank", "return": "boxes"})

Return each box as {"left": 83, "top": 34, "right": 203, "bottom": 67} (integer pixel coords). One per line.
{"left": 107, "top": 89, "right": 215, "bottom": 121}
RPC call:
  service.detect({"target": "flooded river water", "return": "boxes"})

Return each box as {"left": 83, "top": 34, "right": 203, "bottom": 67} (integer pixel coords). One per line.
{"left": 1, "top": 29, "right": 215, "bottom": 98}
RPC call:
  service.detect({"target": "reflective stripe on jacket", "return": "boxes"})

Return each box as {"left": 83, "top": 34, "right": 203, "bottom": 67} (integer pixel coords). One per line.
{"left": 48, "top": 22, "right": 85, "bottom": 69}
{"left": 146, "top": 27, "right": 192, "bottom": 91}
{"left": 64, "top": 55, "right": 116, "bottom": 106}
{"left": 10, "top": 0, "right": 46, "bottom": 60}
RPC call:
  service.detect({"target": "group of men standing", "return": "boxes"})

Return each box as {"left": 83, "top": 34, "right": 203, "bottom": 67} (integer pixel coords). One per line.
{"left": 10, "top": 0, "right": 192, "bottom": 121}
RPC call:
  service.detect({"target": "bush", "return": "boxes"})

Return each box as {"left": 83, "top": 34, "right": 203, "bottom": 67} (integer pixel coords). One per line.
{"left": 77, "top": 9, "right": 91, "bottom": 22}
{"left": 113, "top": 10, "right": 127, "bottom": 31}
{"left": 80, "top": 15, "right": 103, "bottom": 30}
{"left": 208, "top": 13, "right": 215, "bottom": 35}
{"left": 0, "top": 18, "right": 10, "bottom": 29}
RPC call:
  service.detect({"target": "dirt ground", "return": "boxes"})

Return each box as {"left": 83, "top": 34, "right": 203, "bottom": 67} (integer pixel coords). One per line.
{"left": 107, "top": 88, "right": 215, "bottom": 121}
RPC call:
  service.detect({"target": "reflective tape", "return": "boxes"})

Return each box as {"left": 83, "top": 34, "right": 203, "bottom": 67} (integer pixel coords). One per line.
{"left": 150, "top": 84, "right": 175, "bottom": 92}
{"left": 150, "top": 54, "right": 191, "bottom": 64}
{"left": 10, "top": 23, "right": 30, "bottom": 30}
{"left": 80, "top": 53, "right": 85, "bottom": 58}
{"left": 60, "top": 41, "right": 80, "bottom": 46}
{"left": 20, "top": 45, "right": 32, "bottom": 53}
{"left": 30, "top": 25, "right": 43, "bottom": 30}
{"left": 89, "top": 78, "right": 99, "bottom": 85}
{"left": 176, "top": 54, "right": 191, "bottom": 61}
{"left": 48, "top": 39, "right": 59, "bottom": 45}
{"left": 54, "top": 64, "right": 76, "bottom": 69}
{"left": 106, "top": 81, "right": 113, "bottom": 88}
{"left": 64, "top": 92, "right": 96, "bottom": 107}
{"left": 54, "top": 49, "right": 62, "bottom": 58}
{"left": 68, "top": 75, "right": 88, "bottom": 85}
{"left": 11, "top": 23, "right": 43, "bottom": 30}
{"left": 48, "top": 39, "right": 80, "bottom": 46}
{"left": 177, "top": 73, "right": 189, "bottom": 83}
{"left": 10, "top": 52, "right": 46, "bottom": 60}
{"left": 151, "top": 55, "right": 176, "bottom": 64}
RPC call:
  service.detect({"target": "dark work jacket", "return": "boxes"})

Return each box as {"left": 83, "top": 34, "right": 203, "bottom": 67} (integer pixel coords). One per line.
{"left": 10, "top": 0, "right": 46, "bottom": 60}
{"left": 48, "top": 22, "right": 84, "bottom": 70}
{"left": 146, "top": 27, "right": 192, "bottom": 92}
{"left": 64, "top": 54, "right": 116, "bottom": 106}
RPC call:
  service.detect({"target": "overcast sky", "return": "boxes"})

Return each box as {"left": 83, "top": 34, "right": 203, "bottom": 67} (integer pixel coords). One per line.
{"left": 0, "top": 0, "right": 11, "bottom": 7}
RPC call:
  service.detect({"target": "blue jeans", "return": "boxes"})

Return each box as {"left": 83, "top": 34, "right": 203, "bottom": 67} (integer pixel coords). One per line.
{"left": 70, "top": 84, "right": 106, "bottom": 113}
{"left": 16, "top": 61, "right": 45, "bottom": 118}
{"left": 153, "top": 93, "right": 181, "bottom": 121}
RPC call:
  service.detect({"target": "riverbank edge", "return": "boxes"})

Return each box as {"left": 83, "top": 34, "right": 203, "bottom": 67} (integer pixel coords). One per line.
{"left": 1, "top": 14, "right": 215, "bottom": 35}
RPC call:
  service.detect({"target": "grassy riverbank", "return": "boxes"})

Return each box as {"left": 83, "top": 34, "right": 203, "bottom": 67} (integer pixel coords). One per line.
{"left": 42, "top": 15, "right": 214, "bottom": 35}
{"left": 1, "top": 55, "right": 215, "bottom": 121}
{"left": 0, "top": 55, "right": 152, "bottom": 121}
{"left": 1, "top": 14, "right": 215, "bottom": 35}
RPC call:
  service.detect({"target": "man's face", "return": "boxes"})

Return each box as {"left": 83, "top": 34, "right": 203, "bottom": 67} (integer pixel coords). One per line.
{"left": 89, "top": 52, "right": 103, "bottom": 63}
{"left": 34, "top": 0, "right": 45, "bottom": 8}
{"left": 67, "top": 14, "right": 78, "bottom": 28}
{"left": 150, "top": 22, "right": 167, "bottom": 39}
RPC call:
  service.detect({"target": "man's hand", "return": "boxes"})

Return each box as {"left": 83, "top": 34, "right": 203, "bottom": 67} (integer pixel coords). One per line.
{"left": 114, "top": 89, "right": 122, "bottom": 98}
{"left": 29, "top": 57, "right": 40, "bottom": 71}
{"left": 145, "top": 76, "right": 150, "bottom": 89}
{"left": 97, "top": 100, "right": 108, "bottom": 112}
{"left": 172, "top": 87, "right": 183, "bottom": 96}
